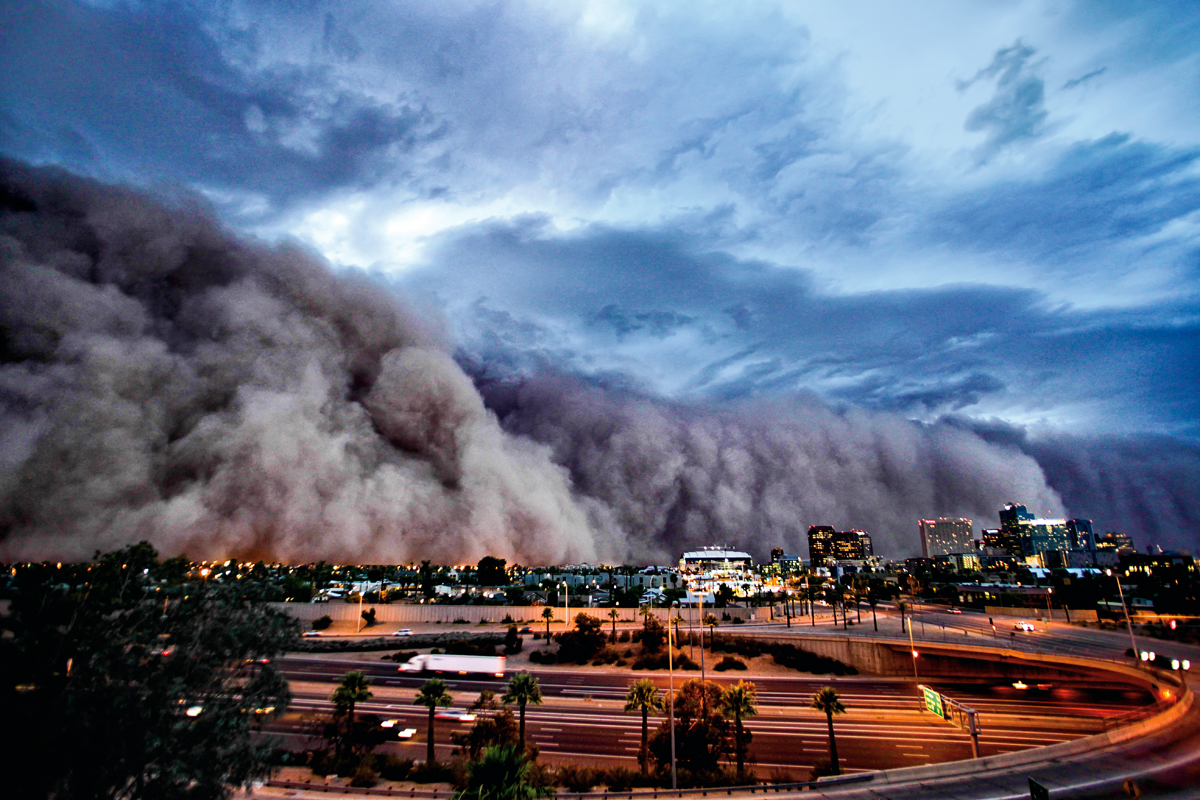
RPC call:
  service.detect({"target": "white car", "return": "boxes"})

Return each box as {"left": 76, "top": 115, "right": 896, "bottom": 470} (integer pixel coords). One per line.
{"left": 947, "top": 608, "right": 962, "bottom": 615}
{"left": 393, "top": 628, "right": 413, "bottom": 637}
{"left": 302, "top": 631, "right": 322, "bottom": 637}
{"left": 381, "top": 720, "right": 418, "bottom": 739}
{"left": 1013, "top": 621, "right": 1036, "bottom": 632}
{"left": 434, "top": 710, "right": 476, "bottom": 722}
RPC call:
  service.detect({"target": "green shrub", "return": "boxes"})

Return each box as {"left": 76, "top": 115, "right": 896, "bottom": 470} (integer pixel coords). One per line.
{"left": 312, "top": 615, "right": 333, "bottom": 630}
{"left": 377, "top": 755, "right": 414, "bottom": 781}
{"left": 732, "top": 617, "right": 745, "bottom": 625}
{"left": 410, "top": 760, "right": 453, "bottom": 783}
{"left": 599, "top": 766, "right": 639, "bottom": 791}
{"left": 453, "top": 618, "right": 470, "bottom": 625}
{"left": 557, "top": 764, "right": 597, "bottom": 792}
{"left": 350, "top": 762, "right": 378, "bottom": 787}
{"left": 714, "top": 656, "right": 746, "bottom": 671}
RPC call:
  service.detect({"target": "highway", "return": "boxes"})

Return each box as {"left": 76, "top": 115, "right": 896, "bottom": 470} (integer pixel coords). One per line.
{"left": 270, "top": 656, "right": 1153, "bottom": 778}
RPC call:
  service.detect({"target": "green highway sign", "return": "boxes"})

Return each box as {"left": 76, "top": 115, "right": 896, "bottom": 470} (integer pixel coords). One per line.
{"left": 922, "top": 685, "right": 944, "bottom": 718}
{"left": 1028, "top": 777, "right": 1050, "bottom": 799}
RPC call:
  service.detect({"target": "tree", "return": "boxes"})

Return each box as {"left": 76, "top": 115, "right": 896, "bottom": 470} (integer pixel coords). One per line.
{"left": 609, "top": 608, "right": 621, "bottom": 639}
{"left": 898, "top": 600, "right": 907, "bottom": 634}
{"left": 501, "top": 672, "right": 543, "bottom": 746}
{"left": 361, "top": 607, "right": 377, "bottom": 627}
{"left": 703, "top": 613, "right": 719, "bottom": 647}
{"left": 331, "top": 671, "right": 373, "bottom": 756}
{"left": 720, "top": 681, "right": 758, "bottom": 780}
{"left": 556, "top": 612, "right": 607, "bottom": 662}
{"left": 624, "top": 678, "right": 664, "bottom": 775}
{"left": 1, "top": 543, "right": 298, "bottom": 800}
{"left": 453, "top": 745, "right": 552, "bottom": 800}
{"left": 415, "top": 678, "right": 453, "bottom": 763}
{"left": 648, "top": 679, "right": 730, "bottom": 780}
{"left": 810, "top": 687, "right": 847, "bottom": 776}
{"left": 477, "top": 556, "right": 508, "bottom": 587}
{"left": 641, "top": 613, "right": 667, "bottom": 652}
{"left": 541, "top": 606, "right": 554, "bottom": 638}
{"left": 452, "top": 691, "right": 520, "bottom": 760}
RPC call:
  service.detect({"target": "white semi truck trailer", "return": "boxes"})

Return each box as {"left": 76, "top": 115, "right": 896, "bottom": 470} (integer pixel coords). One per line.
{"left": 398, "top": 653, "right": 507, "bottom": 677}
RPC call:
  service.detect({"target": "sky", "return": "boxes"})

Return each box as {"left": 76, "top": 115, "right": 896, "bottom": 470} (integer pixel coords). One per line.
{"left": 1, "top": 0, "right": 1198, "bottom": 561}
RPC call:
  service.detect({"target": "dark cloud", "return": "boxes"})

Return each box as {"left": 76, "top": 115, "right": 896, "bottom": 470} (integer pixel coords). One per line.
{"left": 1063, "top": 67, "right": 1107, "bottom": 90}
{"left": 960, "top": 40, "right": 1048, "bottom": 158}
{"left": 927, "top": 133, "right": 1200, "bottom": 264}
{"left": 412, "top": 219, "right": 1200, "bottom": 435}
{"left": 0, "top": 1, "right": 446, "bottom": 213}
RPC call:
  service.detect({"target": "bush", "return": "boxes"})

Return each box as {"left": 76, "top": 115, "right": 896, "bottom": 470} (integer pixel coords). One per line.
{"left": 732, "top": 617, "right": 745, "bottom": 625}
{"left": 529, "top": 649, "right": 556, "bottom": 664}
{"left": 386, "top": 650, "right": 419, "bottom": 662}
{"left": 714, "top": 656, "right": 747, "bottom": 671}
{"left": 377, "top": 755, "right": 414, "bottom": 782}
{"left": 502, "top": 614, "right": 515, "bottom": 624}
{"left": 312, "top": 615, "right": 333, "bottom": 630}
{"left": 599, "top": 766, "right": 639, "bottom": 791}
{"left": 557, "top": 764, "right": 597, "bottom": 792}
{"left": 350, "top": 762, "right": 378, "bottom": 788}
{"left": 631, "top": 652, "right": 669, "bottom": 670}
{"left": 808, "top": 760, "right": 838, "bottom": 780}
{"left": 410, "top": 760, "right": 453, "bottom": 783}
{"left": 453, "top": 618, "right": 470, "bottom": 625}
{"left": 618, "top": 630, "right": 631, "bottom": 643}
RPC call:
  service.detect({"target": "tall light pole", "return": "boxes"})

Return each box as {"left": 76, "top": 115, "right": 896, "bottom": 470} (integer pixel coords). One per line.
{"left": 1108, "top": 569, "right": 1139, "bottom": 660}
{"left": 562, "top": 581, "right": 570, "bottom": 631}
{"left": 907, "top": 604, "right": 919, "bottom": 682}
{"left": 668, "top": 600, "right": 677, "bottom": 790}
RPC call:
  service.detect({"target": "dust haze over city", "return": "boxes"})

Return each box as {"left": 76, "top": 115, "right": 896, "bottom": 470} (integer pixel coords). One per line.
{"left": 1, "top": 1, "right": 1198, "bottom": 566}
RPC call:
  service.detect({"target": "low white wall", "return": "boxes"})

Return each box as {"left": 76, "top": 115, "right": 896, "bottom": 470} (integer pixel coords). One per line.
{"left": 984, "top": 605, "right": 1098, "bottom": 622}
{"left": 268, "top": 602, "right": 756, "bottom": 625}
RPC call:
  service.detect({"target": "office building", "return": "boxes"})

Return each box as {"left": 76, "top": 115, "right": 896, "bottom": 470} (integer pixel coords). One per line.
{"left": 807, "top": 526, "right": 836, "bottom": 564}
{"left": 919, "top": 518, "right": 974, "bottom": 558}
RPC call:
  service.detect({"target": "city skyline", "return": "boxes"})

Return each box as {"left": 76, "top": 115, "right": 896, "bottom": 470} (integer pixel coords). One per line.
{"left": 1, "top": 2, "right": 1198, "bottom": 563}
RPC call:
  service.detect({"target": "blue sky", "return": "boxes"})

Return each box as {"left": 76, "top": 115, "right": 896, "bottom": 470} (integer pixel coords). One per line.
{"left": 3, "top": 0, "right": 1199, "bottom": 556}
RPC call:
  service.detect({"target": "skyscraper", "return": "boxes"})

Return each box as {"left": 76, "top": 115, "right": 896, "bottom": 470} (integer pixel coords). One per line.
{"left": 807, "top": 526, "right": 835, "bottom": 564}
{"left": 919, "top": 518, "right": 974, "bottom": 558}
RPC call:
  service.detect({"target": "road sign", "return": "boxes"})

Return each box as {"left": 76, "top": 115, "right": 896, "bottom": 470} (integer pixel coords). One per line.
{"left": 922, "top": 685, "right": 945, "bottom": 718}
{"left": 1029, "top": 777, "right": 1050, "bottom": 799}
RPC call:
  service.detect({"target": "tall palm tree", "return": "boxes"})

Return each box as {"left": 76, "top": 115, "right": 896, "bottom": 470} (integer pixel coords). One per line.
{"left": 720, "top": 681, "right": 758, "bottom": 779}
{"left": 330, "top": 671, "right": 371, "bottom": 755}
{"left": 810, "top": 687, "right": 847, "bottom": 776}
{"left": 541, "top": 606, "right": 554, "bottom": 638}
{"left": 415, "top": 678, "right": 453, "bottom": 763}
{"left": 608, "top": 608, "right": 620, "bottom": 639}
{"left": 703, "top": 613, "right": 719, "bottom": 647}
{"left": 623, "top": 678, "right": 664, "bottom": 776}
{"left": 501, "top": 672, "right": 543, "bottom": 746}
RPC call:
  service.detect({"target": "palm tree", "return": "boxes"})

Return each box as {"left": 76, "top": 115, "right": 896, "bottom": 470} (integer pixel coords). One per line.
{"left": 330, "top": 671, "right": 371, "bottom": 755}
{"left": 703, "top": 613, "right": 719, "bottom": 647}
{"left": 541, "top": 606, "right": 554, "bottom": 638}
{"left": 415, "top": 678, "right": 453, "bottom": 763}
{"left": 455, "top": 744, "right": 550, "bottom": 800}
{"left": 898, "top": 600, "right": 907, "bottom": 634}
{"left": 501, "top": 672, "right": 543, "bottom": 746}
{"left": 609, "top": 607, "right": 620, "bottom": 639}
{"left": 810, "top": 687, "right": 847, "bottom": 775}
{"left": 623, "top": 678, "right": 664, "bottom": 776}
{"left": 720, "top": 680, "right": 758, "bottom": 780}
{"left": 867, "top": 589, "right": 880, "bottom": 631}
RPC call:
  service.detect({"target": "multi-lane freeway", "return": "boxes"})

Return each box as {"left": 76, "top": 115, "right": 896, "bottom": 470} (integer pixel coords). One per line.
{"left": 269, "top": 655, "right": 1153, "bottom": 778}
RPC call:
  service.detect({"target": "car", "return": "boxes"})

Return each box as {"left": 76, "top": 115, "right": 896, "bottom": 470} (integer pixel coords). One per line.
{"left": 302, "top": 631, "right": 322, "bottom": 637}
{"left": 518, "top": 626, "right": 533, "bottom": 634}
{"left": 245, "top": 657, "right": 271, "bottom": 664}
{"left": 434, "top": 710, "right": 477, "bottom": 722}
{"left": 1013, "top": 621, "right": 1036, "bottom": 632}
{"left": 947, "top": 607, "right": 962, "bottom": 614}
{"left": 393, "top": 628, "right": 413, "bottom": 637}
{"left": 381, "top": 720, "right": 419, "bottom": 739}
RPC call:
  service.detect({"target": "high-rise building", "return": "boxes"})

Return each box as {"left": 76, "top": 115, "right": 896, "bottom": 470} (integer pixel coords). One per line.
{"left": 919, "top": 518, "right": 974, "bottom": 558}
{"left": 807, "top": 526, "right": 836, "bottom": 564}
{"left": 1096, "top": 532, "right": 1135, "bottom": 552}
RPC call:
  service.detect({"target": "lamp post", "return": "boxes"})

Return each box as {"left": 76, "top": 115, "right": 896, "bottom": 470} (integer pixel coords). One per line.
{"left": 668, "top": 600, "right": 678, "bottom": 790}
{"left": 563, "top": 581, "right": 570, "bottom": 631}
{"left": 1107, "top": 569, "right": 1139, "bottom": 660}
{"left": 907, "top": 601, "right": 919, "bottom": 681}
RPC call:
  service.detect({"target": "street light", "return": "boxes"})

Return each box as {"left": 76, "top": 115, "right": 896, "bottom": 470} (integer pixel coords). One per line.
{"left": 1106, "top": 569, "right": 1139, "bottom": 661}
{"left": 667, "top": 599, "right": 678, "bottom": 790}
{"left": 562, "top": 581, "right": 570, "bottom": 631}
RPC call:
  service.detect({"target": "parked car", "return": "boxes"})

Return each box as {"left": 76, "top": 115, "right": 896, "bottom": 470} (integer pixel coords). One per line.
{"left": 1013, "top": 621, "right": 1036, "bottom": 632}
{"left": 393, "top": 628, "right": 413, "bottom": 637}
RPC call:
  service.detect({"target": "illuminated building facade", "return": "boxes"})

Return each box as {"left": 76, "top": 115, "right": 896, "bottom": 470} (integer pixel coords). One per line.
{"left": 807, "top": 526, "right": 836, "bottom": 564}
{"left": 919, "top": 518, "right": 974, "bottom": 558}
